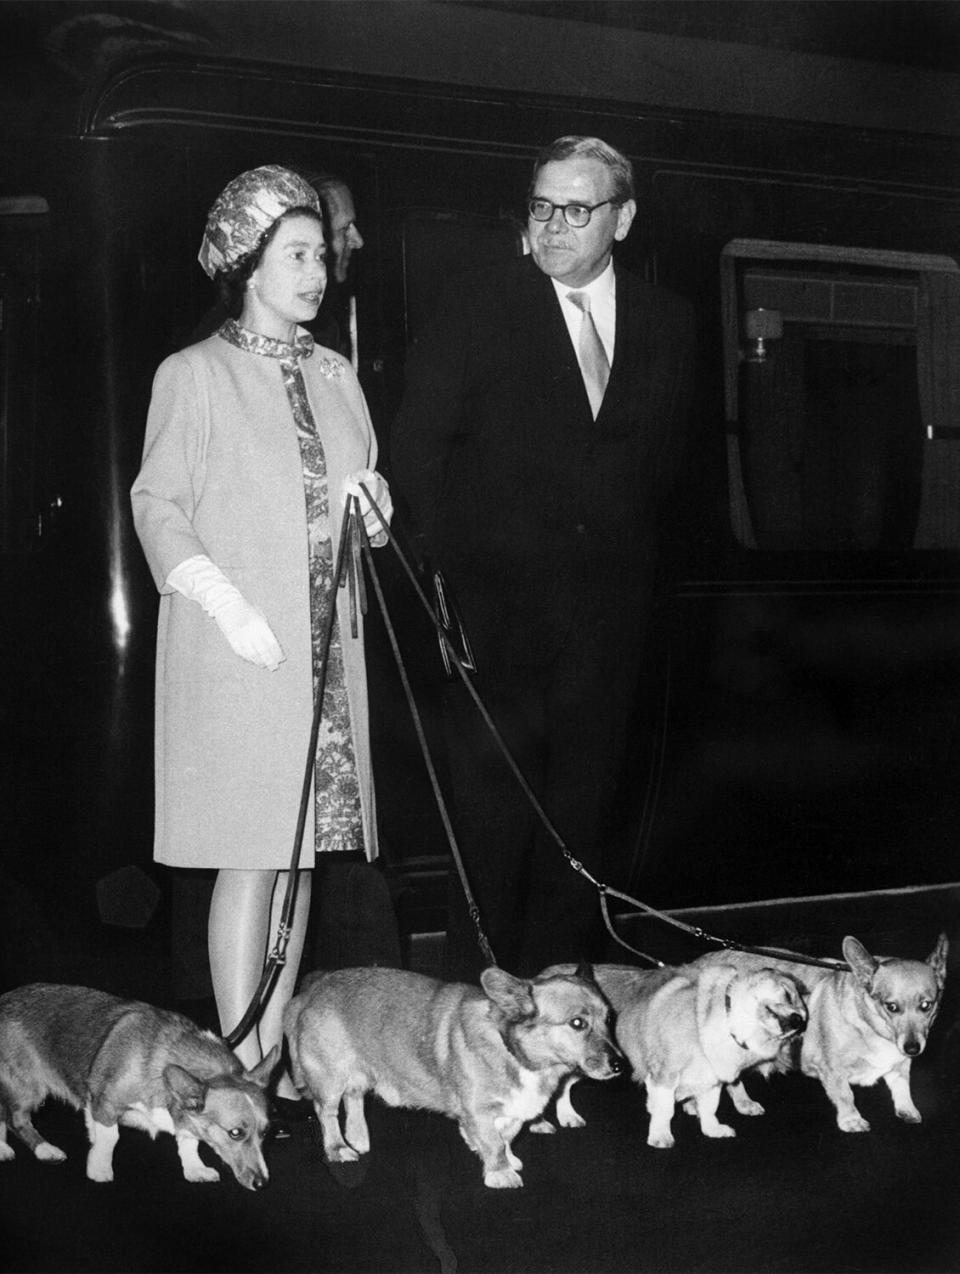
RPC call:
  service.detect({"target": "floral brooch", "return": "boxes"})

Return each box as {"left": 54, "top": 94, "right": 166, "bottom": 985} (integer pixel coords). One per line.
{"left": 316, "top": 357, "right": 346, "bottom": 379}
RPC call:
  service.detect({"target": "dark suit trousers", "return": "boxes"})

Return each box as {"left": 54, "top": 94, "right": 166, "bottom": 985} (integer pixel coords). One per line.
{"left": 440, "top": 617, "right": 643, "bottom": 981}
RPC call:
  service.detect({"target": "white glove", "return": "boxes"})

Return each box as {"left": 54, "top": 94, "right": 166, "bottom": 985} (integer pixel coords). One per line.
{"left": 211, "top": 597, "right": 285, "bottom": 671}
{"left": 342, "top": 469, "right": 393, "bottom": 546}
{"left": 166, "top": 555, "right": 285, "bottom": 671}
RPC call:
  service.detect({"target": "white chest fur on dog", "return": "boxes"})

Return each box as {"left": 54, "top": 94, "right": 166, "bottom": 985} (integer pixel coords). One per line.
{"left": 496, "top": 1067, "right": 552, "bottom": 1130}
{"left": 837, "top": 1043, "right": 905, "bottom": 1089}
{"left": 120, "top": 1104, "right": 176, "bottom": 1137}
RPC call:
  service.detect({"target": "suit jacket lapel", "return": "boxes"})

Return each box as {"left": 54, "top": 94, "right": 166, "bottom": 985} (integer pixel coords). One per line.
{"left": 598, "top": 262, "right": 665, "bottom": 435}
{"left": 522, "top": 259, "right": 656, "bottom": 430}
{"left": 515, "top": 258, "right": 593, "bottom": 424}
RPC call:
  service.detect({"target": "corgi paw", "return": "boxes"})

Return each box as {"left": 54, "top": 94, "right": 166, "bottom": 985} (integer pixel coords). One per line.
{"left": 681, "top": 1098, "right": 697, "bottom": 1116}
{"left": 647, "top": 1131, "right": 675, "bottom": 1150}
{"left": 86, "top": 1162, "right": 114, "bottom": 1182}
{"left": 838, "top": 1113, "right": 871, "bottom": 1133}
{"left": 896, "top": 1108, "right": 922, "bottom": 1124}
{"left": 703, "top": 1123, "right": 736, "bottom": 1139}
{"left": 726, "top": 1082, "right": 765, "bottom": 1116}
{"left": 35, "top": 1142, "right": 67, "bottom": 1163}
{"left": 184, "top": 1163, "right": 220, "bottom": 1183}
{"left": 557, "top": 1108, "right": 586, "bottom": 1130}
{"left": 529, "top": 1118, "right": 556, "bottom": 1134}
{"left": 329, "top": 1144, "right": 361, "bottom": 1163}
{"left": 0, "top": 1142, "right": 15, "bottom": 1162}
{"left": 732, "top": 1097, "right": 765, "bottom": 1117}
{"left": 484, "top": 1167, "right": 523, "bottom": 1188}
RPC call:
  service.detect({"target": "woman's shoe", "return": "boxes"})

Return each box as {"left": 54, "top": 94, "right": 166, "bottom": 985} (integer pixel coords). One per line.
{"left": 272, "top": 1095, "right": 313, "bottom": 1122}
{"left": 270, "top": 1095, "right": 313, "bottom": 1138}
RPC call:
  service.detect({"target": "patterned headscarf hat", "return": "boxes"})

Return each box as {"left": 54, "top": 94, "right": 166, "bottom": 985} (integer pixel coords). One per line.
{"left": 198, "top": 165, "right": 321, "bottom": 279}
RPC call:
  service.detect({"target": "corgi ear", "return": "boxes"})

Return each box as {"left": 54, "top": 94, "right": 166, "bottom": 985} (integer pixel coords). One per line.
{"left": 480, "top": 966, "right": 536, "bottom": 1020}
{"left": 574, "top": 960, "right": 596, "bottom": 985}
{"left": 163, "top": 1063, "right": 206, "bottom": 1111}
{"left": 927, "top": 933, "right": 949, "bottom": 986}
{"left": 842, "top": 936, "right": 877, "bottom": 987}
{"left": 246, "top": 1045, "right": 281, "bottom": 1088}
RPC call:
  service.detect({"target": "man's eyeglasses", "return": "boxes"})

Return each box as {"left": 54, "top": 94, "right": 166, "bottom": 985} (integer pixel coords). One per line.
{"left": 527, "top": 198, "right": 615, "bottom": 228}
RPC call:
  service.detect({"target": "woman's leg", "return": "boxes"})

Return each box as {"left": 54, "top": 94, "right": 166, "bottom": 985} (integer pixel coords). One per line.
{"left": 208, "top": 868, "right": 312, "bottom": 1083}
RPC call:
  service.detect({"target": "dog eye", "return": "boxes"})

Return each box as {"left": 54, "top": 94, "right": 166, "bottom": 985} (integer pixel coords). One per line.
{"left": 884, "top": 1001, "right": 900, "bottom": 1014}
{"left": 227, "top": 1127, "right": 245, "bottom": 1141}
{"left": 919, "top": 999, "right": 933, "bottom": 1012}
{"left": 569, "top": 1016, "right": 588, "bottom": 1031}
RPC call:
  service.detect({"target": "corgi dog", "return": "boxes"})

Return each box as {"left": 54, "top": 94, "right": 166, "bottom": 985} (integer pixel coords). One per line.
{"left": 695, "top": 934, "right": 949, "bottom": 1132}
{"left": 0, "top": 983, "right": 277, "bottom": 1189}
{"left": 541, "top": 960, "right": 807, "bottom": 1147}
{"left": 283, "top": 963, "right": 623, "bottom": 1188}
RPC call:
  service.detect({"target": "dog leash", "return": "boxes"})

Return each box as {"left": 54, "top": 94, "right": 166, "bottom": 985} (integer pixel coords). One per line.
{"left": 226, "top": 486, "right": 848, "bottom": 1053}
{"left": 357, "top": 486, "right": 850, "bottom": 977}
{"left": 356, "top": 485, "right": 496, "bottom": 967}
{"left": 224, "top": 497, "right": 364, "bottom": 1048}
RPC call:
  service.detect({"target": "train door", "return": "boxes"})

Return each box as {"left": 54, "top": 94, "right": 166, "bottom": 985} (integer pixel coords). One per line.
{"left": 633, "top": 239, "right": 960, "bottom": 906}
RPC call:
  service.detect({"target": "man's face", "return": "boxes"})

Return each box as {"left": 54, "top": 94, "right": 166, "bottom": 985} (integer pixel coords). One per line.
{"left": 324, "top": 183, "right": 364, "bottom": 284}
{"left": 527, "top": 156, "right": 636, "bottom": 289}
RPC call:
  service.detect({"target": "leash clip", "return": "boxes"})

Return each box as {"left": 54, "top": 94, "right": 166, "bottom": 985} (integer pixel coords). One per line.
{"left": 268, "top": 921, "right": 294, "bottom": 966}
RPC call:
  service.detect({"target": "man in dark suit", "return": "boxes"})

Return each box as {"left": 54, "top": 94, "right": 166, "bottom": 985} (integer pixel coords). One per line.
{"left": 302, "top": 171, "right": 365, "bottom": 362}
{"left": 391, "top": 135, "right": 696, "bottom": 980}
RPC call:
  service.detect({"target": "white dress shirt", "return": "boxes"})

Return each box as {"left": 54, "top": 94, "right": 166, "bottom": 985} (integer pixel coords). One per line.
{"left": 552, "top": 260, "right": 616, "bottom": 370}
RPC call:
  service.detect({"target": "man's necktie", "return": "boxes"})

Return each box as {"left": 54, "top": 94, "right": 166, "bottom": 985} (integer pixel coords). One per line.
{"left": 567, "top": 291, "right": 610, "bottom": 418}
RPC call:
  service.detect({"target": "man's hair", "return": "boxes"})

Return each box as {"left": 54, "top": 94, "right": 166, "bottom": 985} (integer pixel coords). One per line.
{"left": 303, "top": 170, "right": 348, "bottom": 205}
{"left": 530, "top": 136, "right": 635, "bottom": 205}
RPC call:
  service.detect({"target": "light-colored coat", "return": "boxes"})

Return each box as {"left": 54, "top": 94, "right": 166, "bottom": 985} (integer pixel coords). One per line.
{"left": 131, "top": 333, "right": 380, "bottom": 869}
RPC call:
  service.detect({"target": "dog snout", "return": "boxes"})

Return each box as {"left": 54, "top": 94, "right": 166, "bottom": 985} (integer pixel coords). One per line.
{"left": 237, "top": 1160, "right": 269, "bottom": 1191}
{"left": 902, "top": 1037, "right": 923, "bottom": 1057}
{"left": 784, "top": 1011, "right": 806, "bottom": 1034}
{"left": 583, "top": 1042, "right": 625, "bottom": 1079}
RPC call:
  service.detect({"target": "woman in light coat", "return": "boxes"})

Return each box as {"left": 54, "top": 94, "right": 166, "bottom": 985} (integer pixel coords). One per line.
{"left": 131, "top": 166, "right": 392, "bottom": 1098}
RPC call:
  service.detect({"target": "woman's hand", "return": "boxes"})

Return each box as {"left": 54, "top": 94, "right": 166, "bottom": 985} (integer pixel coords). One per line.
{"left": 342, "top": 469, "right": 393, "bottom": 546}
{"left": 213, "top": 597, "right": 285, "bottom": 671}
{"left": 166, "top": 556, "right": 285, "bottom": 671}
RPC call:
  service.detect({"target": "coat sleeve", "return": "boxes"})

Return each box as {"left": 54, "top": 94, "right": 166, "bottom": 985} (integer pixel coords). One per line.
{"left": 389, "top": 295, "right": 471, "bottom": 554}
{"left": 130, "top": 353, "right": 210, "bottom": 592}
{"left": 347, "top": 363, "right": 379, "bottom": 472}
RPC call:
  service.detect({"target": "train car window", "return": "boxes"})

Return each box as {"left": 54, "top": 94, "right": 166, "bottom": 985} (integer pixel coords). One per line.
{"left": 401, "top": 210, "right": 524, "bottom": 341}
{"left": 0, "top": 197, "right": 49, "bottom": 555}
{"left": 721, "top": 239, "right": 960, "bottom": 552}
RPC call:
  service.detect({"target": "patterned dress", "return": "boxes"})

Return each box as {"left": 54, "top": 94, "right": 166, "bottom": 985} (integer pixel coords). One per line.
{"left": 219, "top": 320, "right": 363, "bottom": 854}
